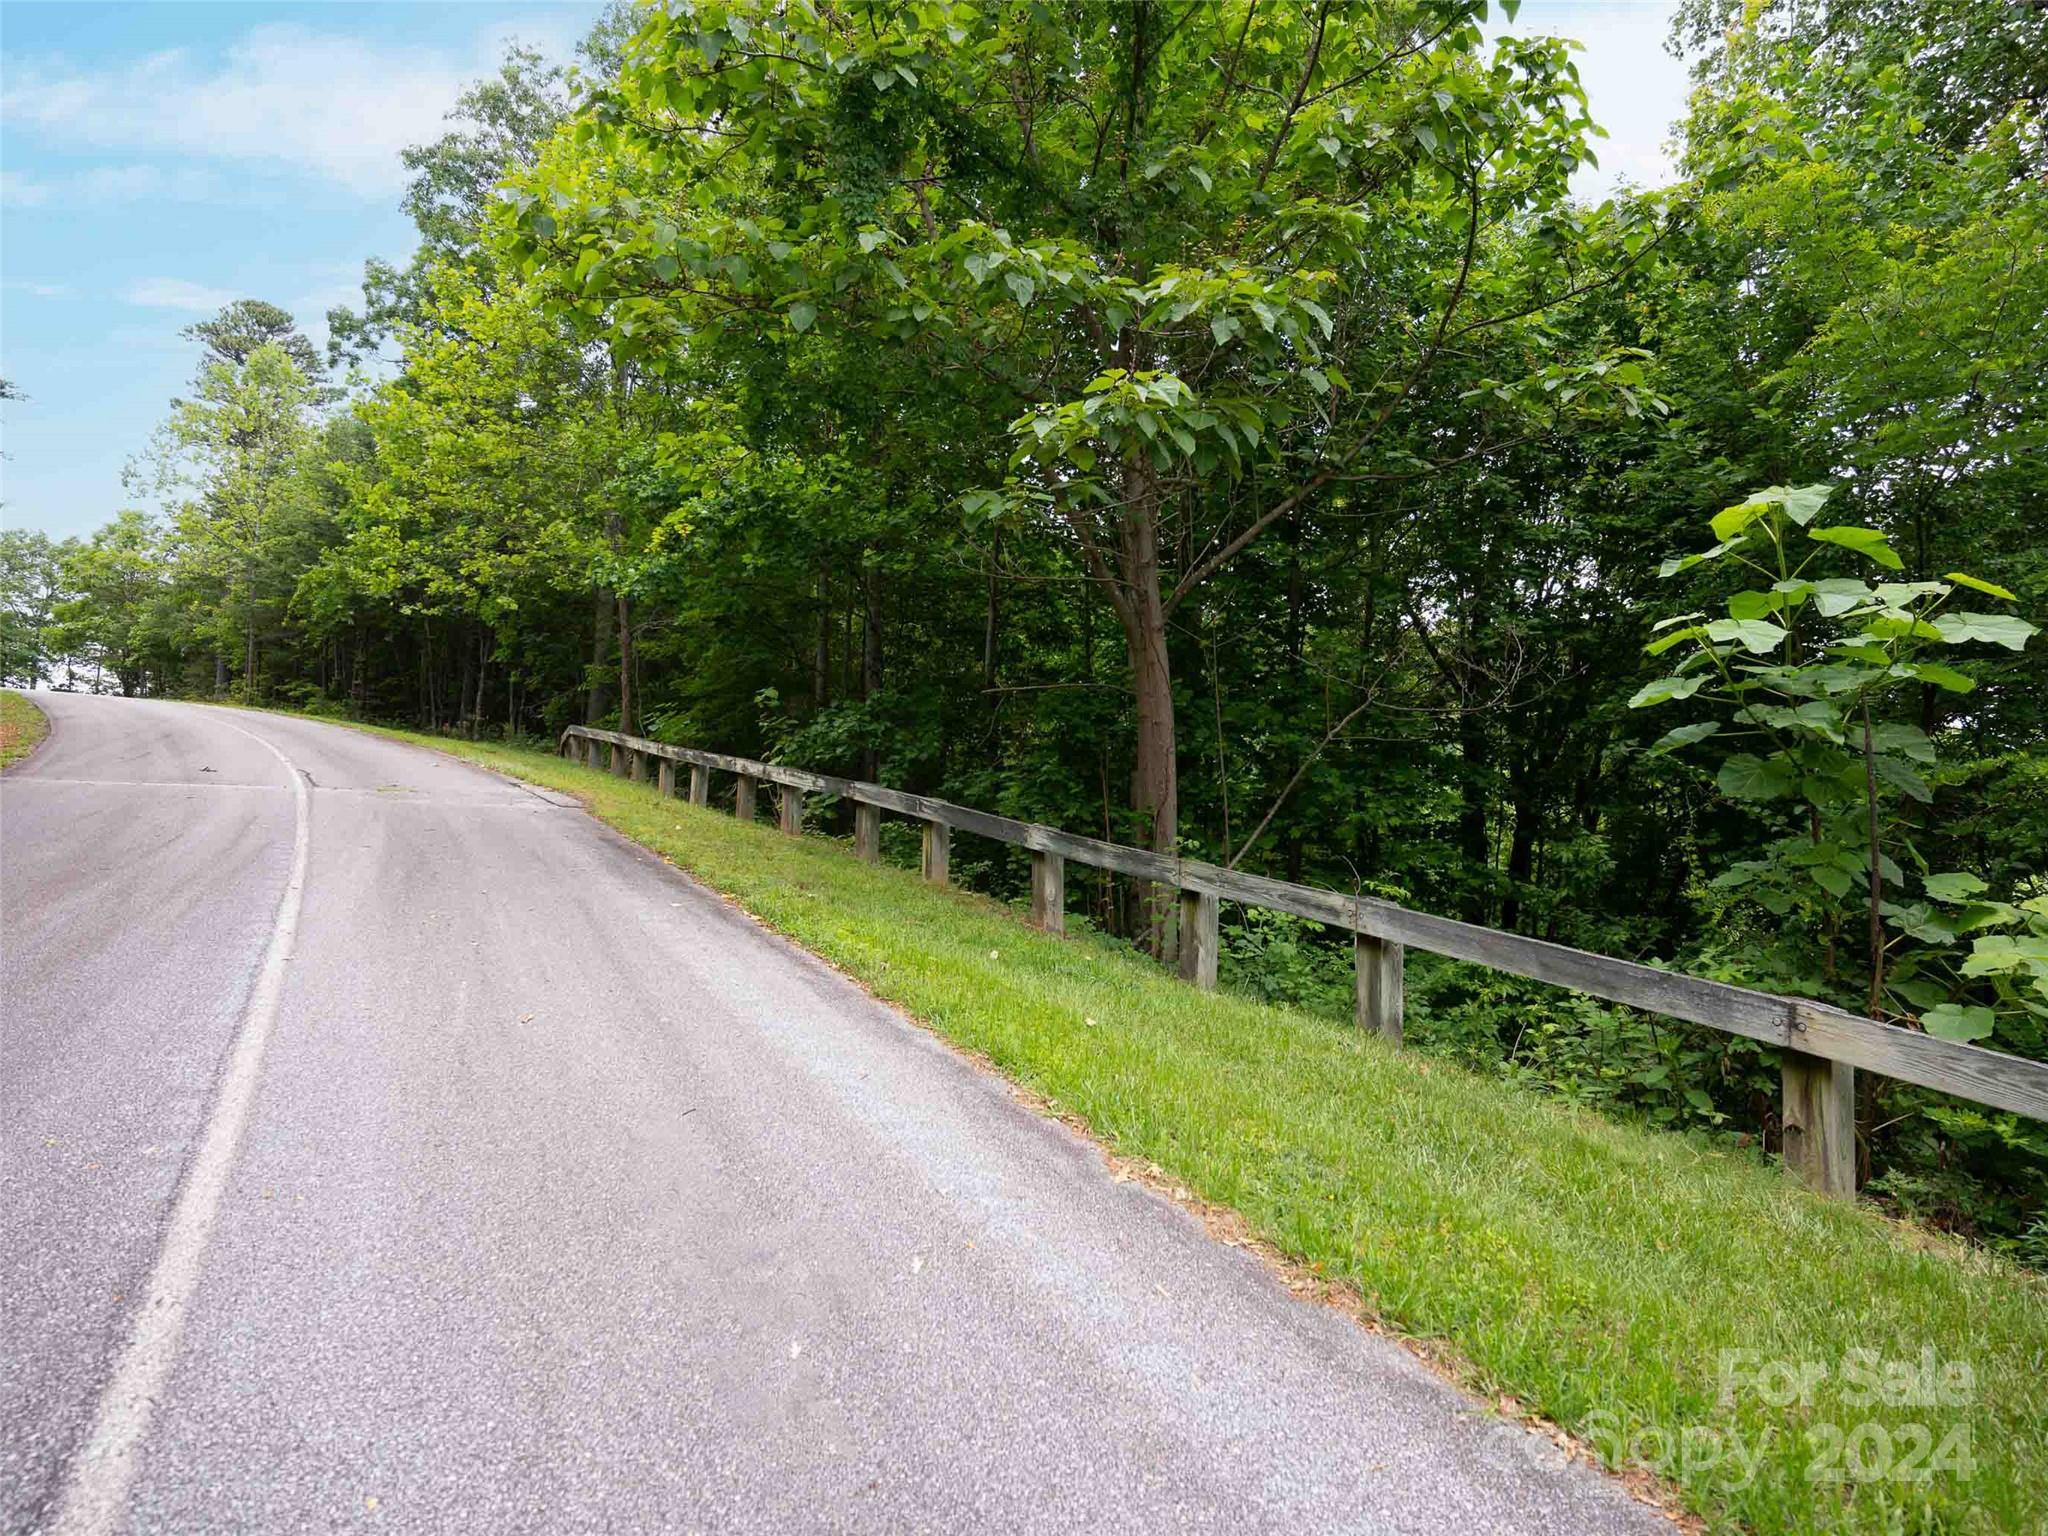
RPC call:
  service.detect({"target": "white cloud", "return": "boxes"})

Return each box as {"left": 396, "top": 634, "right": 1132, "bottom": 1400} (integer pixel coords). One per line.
{"left": 2, "top": 163, "right": 229, "bottom": 210}
{"left": 1, "top": 25, "right": 481, "bottom": 197}
{"left": 2, "top": 280, "right": 73, "bottom": 298}
{"left": 124, "top": 278, "right": 242, "bottom": 313}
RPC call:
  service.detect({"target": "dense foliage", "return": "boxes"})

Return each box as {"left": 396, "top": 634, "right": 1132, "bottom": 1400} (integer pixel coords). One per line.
{"left": 5, "top": 0, "right": 2043, "bottom": 1251}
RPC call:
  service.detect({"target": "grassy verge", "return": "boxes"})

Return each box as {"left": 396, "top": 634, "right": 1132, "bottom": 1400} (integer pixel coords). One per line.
{"left": 1, "top": 690, "right": 49, "bottom": 770}
{"left": 368, "top": 727, "right": 2048, "bottom": 1534}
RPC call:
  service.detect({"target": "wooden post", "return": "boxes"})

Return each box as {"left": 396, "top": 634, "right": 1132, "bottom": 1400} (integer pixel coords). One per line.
{"left": 1782, "top": 1052, "right": 1856, "bottom": 1199}
{"left": 922, "top": 820, "right": 951, "bottom": 884}
{"left": 1030, "top": 850, "right": 1065, "bottom": 933}
{"left": 689, "top": 765, "right": 709, "bottom": 805}
{"left": 1178, "top": 887, "right": 1219, "bottom": 989}
{"left": 780, "top": 786, "right": 804, "bottom": 836}
{"left": 735, "top": 775, "right": 757, "bottom": 823}
{"left": 657, "top": 758, "right": 676, "bottom": 797}
{"left": 629, "top": 749, "right": 648, "bottom": 784}
{"left": 1354, "top": 934, "right": 1404, "bottom": 1044}
{"left": 854, "top": 802, "right": 881, "bottom": 862}
{"left": 610, "top": 742, "right": 629, "bottom": 777}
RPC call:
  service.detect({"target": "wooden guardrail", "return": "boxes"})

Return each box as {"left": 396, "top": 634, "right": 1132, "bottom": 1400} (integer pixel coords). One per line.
{"left": 560, "top": 724, "right": 2048, "bottom": 1199}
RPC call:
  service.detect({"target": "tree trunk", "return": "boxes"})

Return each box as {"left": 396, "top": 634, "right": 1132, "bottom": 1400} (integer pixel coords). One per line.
{"left": 1113, "top": 452, "right": 1178, "bottom": 957}
{"left": 615, "top": 591, "right": 637, "bottom": 738}
{"left": 813, "top": 563, "right": 832, "bottom": 711}
{"left": 586, "top": 588, "right": 613, "bottom": 726}
{"left": 983, "top": 532, "right": 1002, "bottom": 689}
{"left": 861, "top": 561, "right": 883, "bottom": 780}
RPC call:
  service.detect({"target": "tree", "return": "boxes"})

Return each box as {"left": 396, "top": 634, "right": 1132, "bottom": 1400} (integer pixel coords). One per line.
{"left": 51, "top": 512, "right": 173, "bottom": 696}
{"left": 504, "top": 0, "right": 1664, "bottom": 947}
{"left": 182, "top": 300, "right": 324, "bottom": 383}
{"left": 0, "top": 529, "right": 67, "bottom": 687}
{"left": 143, "top": 341, "right": 321, "bottom": 698}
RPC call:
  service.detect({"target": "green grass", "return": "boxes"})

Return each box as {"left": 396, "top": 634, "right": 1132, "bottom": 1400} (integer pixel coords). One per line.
{"left": 1, "top": 689, "right": 48, "bottom": 770}
{"left": 365, "top": 728, "right": 2048, "bottom": 1534}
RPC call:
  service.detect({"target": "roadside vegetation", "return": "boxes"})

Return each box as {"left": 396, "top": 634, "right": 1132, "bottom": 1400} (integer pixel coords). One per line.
{"left": 5, "top": 8, "right": 2045, "bottom": 1249}
{"left": 373, "top": 727, "right": 2048, "bottom": 1536}
{"left": 0, "top": 690, "right": 47, "bottom": 770}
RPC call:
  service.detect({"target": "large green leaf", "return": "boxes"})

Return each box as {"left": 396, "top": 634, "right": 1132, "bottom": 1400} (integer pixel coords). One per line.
{"left": 1869, "top": 721, "right": 1934, "bottom": 762}
{"left": 1657, "top": 539, "right": 1741, "bottom": 578}
{"left": 1807, "top": 578, "right": 1872, "bottom": 617}
{"left": 1932, "top": 611, "right": 2038, "bottom": 651}
{"left": 1645, "top": 721, "right": 1720, "bottom": 755}
{"left": 1808, "top": 525, "right": 1904, "bottom": 570}
{"left": 1716, "top": 753, "right": 1797, "bottom": 800}
{"left": 1704, "top": 618, "right": 1788, "bottom": 652}
{"left": 1778, "top": 483, "right": 1835, "bottom": 525}
{"left": 1922, "top": 872, "right": 1989, "bottom": 903}
{"left": 1709, "top": 498, "right": 1771, "bottom": 543}
{"left": 1920, "top": 1004, "right": 1996, "bottom": 1043}
{"left": 1628, "top": 674, "right": 1708, "bottom": 707}
{"left": 1909, "top": 660, "right": 1976, "bottom": 693}
{"left": 1943, "top": 571, "right": 2017, "bottom": 602}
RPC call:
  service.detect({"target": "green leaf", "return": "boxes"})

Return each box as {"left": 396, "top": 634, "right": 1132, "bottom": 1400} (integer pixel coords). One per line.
{"left": 1943, "top": 571, "right": 2017, "bottom": 602}
{"left": 1808, "top": 525, "right": 1904, "bottom": 570}
{"left": 1922, "top": 872, "right": 1989, "bottom": 903}
{"left": 1872, "top": 754, "right": 1932, "bottom": 803}
{"left": 1920, "top": 1004, "right": 1996, "bottom": 1043}
{"left": 1709, "top": 499, "right": 1771, "bottom": 543}
{"left": 1868, "top": 721, "right": 1934, "bottom": 762}
{"left": 1628, "top": 674, "right": 1708, "bottom": 707}
{"left": 1962, "top": 936, "right": 2048, "bottom": 977}
{"left": 1778, "top": 483, "right": 1835, "bottom": 526}
{"left": 1909, "top": 661, "right": 1975, "bottom": 693}
{"left": 1810, "top": 866, "right": 1852, "bottom": 898}
{"left": 787, "top": 300, "right": 817, "bottom": 333}
{"left": 1645, "top": 721, "right": 1720, "bottom": 755}
{"left": 1657, "top": 539, "right": 1741, "bottom": 578}
{"left": 1643, "top": 624, "right": 1706, "bottom": 656}
{"left": 1932, "top": 611, "right": 2038, "bottom": 651}
{"left": 1704, "top": 618, "right": 1788, "bottom": 652}
{"left": 1808, "top": 578, "right": 1873, "bottom": 617}
{"left": 1716, "top": 753, "right": 1797, "bottom": 800}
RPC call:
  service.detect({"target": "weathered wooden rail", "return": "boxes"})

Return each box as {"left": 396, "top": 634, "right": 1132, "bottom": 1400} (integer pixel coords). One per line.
{"left": 560, "top": 724, "right": 2048, "bottom": 1199}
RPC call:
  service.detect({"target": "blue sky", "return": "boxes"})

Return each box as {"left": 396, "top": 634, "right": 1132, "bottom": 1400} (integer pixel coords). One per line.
{"left": 1, "top": 1, "right": 1690, "bottom": 543}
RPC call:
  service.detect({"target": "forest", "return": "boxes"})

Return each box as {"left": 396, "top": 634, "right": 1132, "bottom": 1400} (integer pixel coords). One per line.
{"left": 3, "top": 0, "right": 2044, "bottom": 1253}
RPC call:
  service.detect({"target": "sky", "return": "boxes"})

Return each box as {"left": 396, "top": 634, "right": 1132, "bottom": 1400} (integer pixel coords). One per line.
{"left": 0, "top": 1, "right": 1694, "bottom": 543}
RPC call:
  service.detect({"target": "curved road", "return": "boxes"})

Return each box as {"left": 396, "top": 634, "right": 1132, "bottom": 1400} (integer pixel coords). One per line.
{"left": 2, "top": 694, "right": 1667, "bottom": 1534}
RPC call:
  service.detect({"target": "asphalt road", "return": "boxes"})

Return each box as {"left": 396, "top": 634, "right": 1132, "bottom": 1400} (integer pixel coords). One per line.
{"left": 1, "top": 693, "right": 1671, "bottom": 1535}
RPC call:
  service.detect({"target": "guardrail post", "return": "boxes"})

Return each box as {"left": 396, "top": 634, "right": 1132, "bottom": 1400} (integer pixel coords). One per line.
{"left": 630, "top": 749, "right": 648, "bottom": 784}
{"left": 922, "top": 820, "right": 951, "bottom": 884}
{"left": 1030, "top": 850, "right": 1065, "bottom": 934}
{"left": 657, "top": 758, "right": 676, "bottom": 797}
{"left": 610, "top": 742, "right": 630, "bottom": 778}
{"left": 1354, "top": 935, "right": 1404, "bottom": 1044}
{"left": 1782, "top": 1052, "right": 1855, "bottom": 1199}
{"left": 735, "top": 774, "right": 758, "bottom": 823}
{"left": 780, "top": 786, "right": 804, "bottom": 836}
{"left": 689, "top": 765, "right": 709, "bottom": 806}
{"left": 854, "top": 802, "right": 881, "bottom": 862}
{"left": 1178, "top": 888, "right": 1219, "bottom": 989}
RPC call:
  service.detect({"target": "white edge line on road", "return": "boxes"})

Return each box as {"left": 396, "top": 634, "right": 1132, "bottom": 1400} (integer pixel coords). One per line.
{"left": 51, "top": 713, "right": 312, "bottom": 1536}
